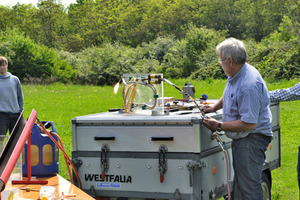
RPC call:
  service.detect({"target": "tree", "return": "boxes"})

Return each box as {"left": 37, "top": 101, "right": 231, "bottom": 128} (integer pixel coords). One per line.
{"left": 0, "top": 29, "right": 75, "bottom": 82}
{"left": 37, "top": 0, "right": 69, "bottom": 48}
{"left": 68, "top": 0, "right": 103, "bottom": 49}
{"left": 11, "top": 3, "right": 40, "bottom": 41}
{"left": 0, "top": 6, "right": 13, "bottom": 32}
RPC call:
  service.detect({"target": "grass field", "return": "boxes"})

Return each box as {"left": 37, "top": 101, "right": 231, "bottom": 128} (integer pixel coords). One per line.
{"left": 22, "top": 79, "right": 299, "bottom": 199}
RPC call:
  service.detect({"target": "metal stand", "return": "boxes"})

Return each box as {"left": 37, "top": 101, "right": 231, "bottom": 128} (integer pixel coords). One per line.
{"left": 0, "top": 110, "right": 48, "bottom": 189}
{"left": 11, "top": 134, "right": 48, "bottom": 185}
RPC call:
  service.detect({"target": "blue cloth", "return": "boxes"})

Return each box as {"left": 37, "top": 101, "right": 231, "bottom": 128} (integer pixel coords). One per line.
{"left": 269, "top": 82, "right": 300, "bottom": 103}
{"left": 232, "top": 133, "right": 271, "bottom": 200}
{"left": 222, "top": 63, "right": 273, "bottom": 139}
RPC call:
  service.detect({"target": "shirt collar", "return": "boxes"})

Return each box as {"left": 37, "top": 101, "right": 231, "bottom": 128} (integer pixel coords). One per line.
{"left": 0, "top": 72, "right": 11, "bottom": 79}
{"left": 228, "top": 63, "right": 247, "bottom": 84}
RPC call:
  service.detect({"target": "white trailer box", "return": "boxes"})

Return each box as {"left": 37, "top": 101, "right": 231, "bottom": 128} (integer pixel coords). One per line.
{"left": 72, "top": 103, "right": 280, "bottom": 200}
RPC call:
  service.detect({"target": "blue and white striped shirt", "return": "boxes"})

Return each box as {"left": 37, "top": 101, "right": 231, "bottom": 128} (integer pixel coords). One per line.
{"left": 269, "top": 83, "right": 300, "bottom": 103}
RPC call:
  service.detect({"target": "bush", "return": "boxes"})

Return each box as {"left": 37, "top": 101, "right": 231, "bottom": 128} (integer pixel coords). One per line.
{"left": 0, "top": 28, "right": 75, "bottom": 83}
{"left": 73, "top": 42, "right": 159, "bottom": 85}
{"left": 254, "top": 39, "right": 300, "bottom": 80}
{"left": 160, "top": 25, "right": 227, "bottom": 79}
{"left": 1, "top": 21, "right": 299, "bottom": 85}
{"left": 250, "top": 16, "right": 300, "bottom": 80}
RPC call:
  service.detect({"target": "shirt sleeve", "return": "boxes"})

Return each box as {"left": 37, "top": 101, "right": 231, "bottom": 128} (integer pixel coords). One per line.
{"left": 269, "top": 83, "right": 300, "bottom": 103}
{"left": 17, "top": 78, "right": 24, "bottom": 111}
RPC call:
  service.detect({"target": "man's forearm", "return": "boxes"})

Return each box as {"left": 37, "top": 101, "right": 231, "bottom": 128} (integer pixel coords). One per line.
{"left": 212, "top": 96, "right": 223, "bottom": 111}
{"left": 270, "top": 82, "right": 300, "bottom": 103}
{"left": 221, "top": 119, "right": 256, "bottom": 132}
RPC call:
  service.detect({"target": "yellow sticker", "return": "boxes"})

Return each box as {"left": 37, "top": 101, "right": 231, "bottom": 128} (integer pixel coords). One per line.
{"left": 8, "top": 191, "right": 14, "bottom": 200}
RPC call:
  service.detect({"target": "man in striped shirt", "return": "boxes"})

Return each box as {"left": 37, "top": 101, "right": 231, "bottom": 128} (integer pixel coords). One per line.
{"left": 269, "top": 82, "right": 300, "bottom": 103}
{"left": 269, "top": 82, "right": 300, "bottom": 192}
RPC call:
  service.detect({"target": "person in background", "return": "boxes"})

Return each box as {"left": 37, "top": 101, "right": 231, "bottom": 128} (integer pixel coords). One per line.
{"left": 202, "top": 38, "right": 273, "bottom": 200}
{"left": 269, "top": 82, "right": 300, "bottom": 103}
{"left": 0, "top": 56, "right": 24, "bottom": 136}
{"left": 269, "top": 82, "right": 300, "bottom": 192}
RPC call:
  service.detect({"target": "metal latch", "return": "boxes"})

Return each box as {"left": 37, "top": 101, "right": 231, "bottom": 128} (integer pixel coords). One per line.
{"left": 100, "top": 144, "right": 110, "bottom": 180}
{"left": 187, "top": 161, "right": 206, "bottom": 187}
{"left": 71, "top": 158, "right": 83, "bottom": 169}
{"left": 158, "top": 144, "right": 168, "bottom": 183}
{"left": 71, "top": 158, "right": 83, "bottom": 186}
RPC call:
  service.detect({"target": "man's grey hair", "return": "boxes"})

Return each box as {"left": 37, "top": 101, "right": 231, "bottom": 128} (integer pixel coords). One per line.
{"left": 216, "top": 38, "right": 247, "bottom": 64}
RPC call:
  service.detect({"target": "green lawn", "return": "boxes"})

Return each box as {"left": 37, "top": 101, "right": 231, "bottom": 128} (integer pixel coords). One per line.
{"left": 22, "top": 79, "right": 299, "bottom": 199}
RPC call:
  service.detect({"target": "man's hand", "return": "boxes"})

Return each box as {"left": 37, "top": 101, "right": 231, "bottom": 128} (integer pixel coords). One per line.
{"left": 200, "top": 105, "right": 215, "bottom": 113}
{"left": 202, "top": 116, "right": 219, "bottom": 131}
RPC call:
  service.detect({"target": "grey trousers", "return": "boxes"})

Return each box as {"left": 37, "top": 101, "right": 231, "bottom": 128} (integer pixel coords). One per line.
{"left": 232, "top": 133, "right": 272, "bottom": 200}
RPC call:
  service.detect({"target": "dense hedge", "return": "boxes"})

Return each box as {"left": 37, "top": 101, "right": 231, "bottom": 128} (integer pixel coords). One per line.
{"left": 0, "top": 21, "right": 299, "bottom": 85}
{"left": 65, "top": 23, "right": 299, "bottom": 85}
{"left": 0, "top": 0, "right": 299, "bottom": 84}
{"left": 0, "top": 29, "right": 75, "bottom": 83}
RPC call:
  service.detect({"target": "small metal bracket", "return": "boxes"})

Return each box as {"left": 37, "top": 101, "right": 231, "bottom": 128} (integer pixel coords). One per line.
{"left": 100, "top": 144, "right": 110, "bottom": 180}
{"left": 187, "top": 161, "right": 206, "bottom": 187}
{"left": 71, "top": 158, "right": 83, "bottom": 187}
{"left": 158, "top": 144, "right": 168, "bottom": 183}
{"left": 173, "top": 188, "right": 181, "bottom": 200}
{"left": 89, "top": 185, "right": 96, "bottom": 197}
{"left": 71, "top": 158, "right": 83, "bottom": 168}
{"left": 209, "top": 191, "right": 217, "bottom": 200}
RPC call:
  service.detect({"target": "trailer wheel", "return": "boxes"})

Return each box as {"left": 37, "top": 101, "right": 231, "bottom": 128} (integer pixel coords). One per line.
{"left": 262, "top": 172, "right": 271, "bottom": 200}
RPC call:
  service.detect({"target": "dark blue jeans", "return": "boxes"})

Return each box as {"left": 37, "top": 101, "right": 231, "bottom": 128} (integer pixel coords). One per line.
{"left": 0, "top": 112, "right": 20, "bottom": 136}
{"left": 297, "top": 145, "right": 300, "bottom": 190}
{"left": 232, "top": 133, "right": 272, "bottom": 200}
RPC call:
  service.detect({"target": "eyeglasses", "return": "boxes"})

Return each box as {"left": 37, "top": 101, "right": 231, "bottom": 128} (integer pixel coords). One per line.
{"left": 218, "top": 58, "right": 227, "bottom": 64}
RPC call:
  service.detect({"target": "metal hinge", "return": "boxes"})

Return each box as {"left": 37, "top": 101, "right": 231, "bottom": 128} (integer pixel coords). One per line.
{"left": 187, "top": 161, "right": 206, "bottom": 187}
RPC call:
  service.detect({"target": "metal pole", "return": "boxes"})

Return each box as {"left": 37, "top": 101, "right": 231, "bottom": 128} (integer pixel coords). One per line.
{"left": 162, "top": 78, "right": 204, "bottom": 115}
{"left": 0, "top": 110, "right": 37, "bottom": 190}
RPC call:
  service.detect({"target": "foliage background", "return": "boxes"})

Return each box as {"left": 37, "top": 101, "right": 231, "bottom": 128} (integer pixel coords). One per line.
{"left": 1, "top": 0, "right": 298, "bottom": 199}
{"left": 0, "top": 0, "right": 299, "bottom": 85}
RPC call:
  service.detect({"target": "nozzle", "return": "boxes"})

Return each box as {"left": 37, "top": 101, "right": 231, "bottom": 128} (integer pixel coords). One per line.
{"left": 148, "top": 74, "right": 162, "bottom": 84}
{"left": 149, "top": 74, "right": 162, "bottom": 79}
{"left": 211, "top": 131, "right": 223, "bottom": 143}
